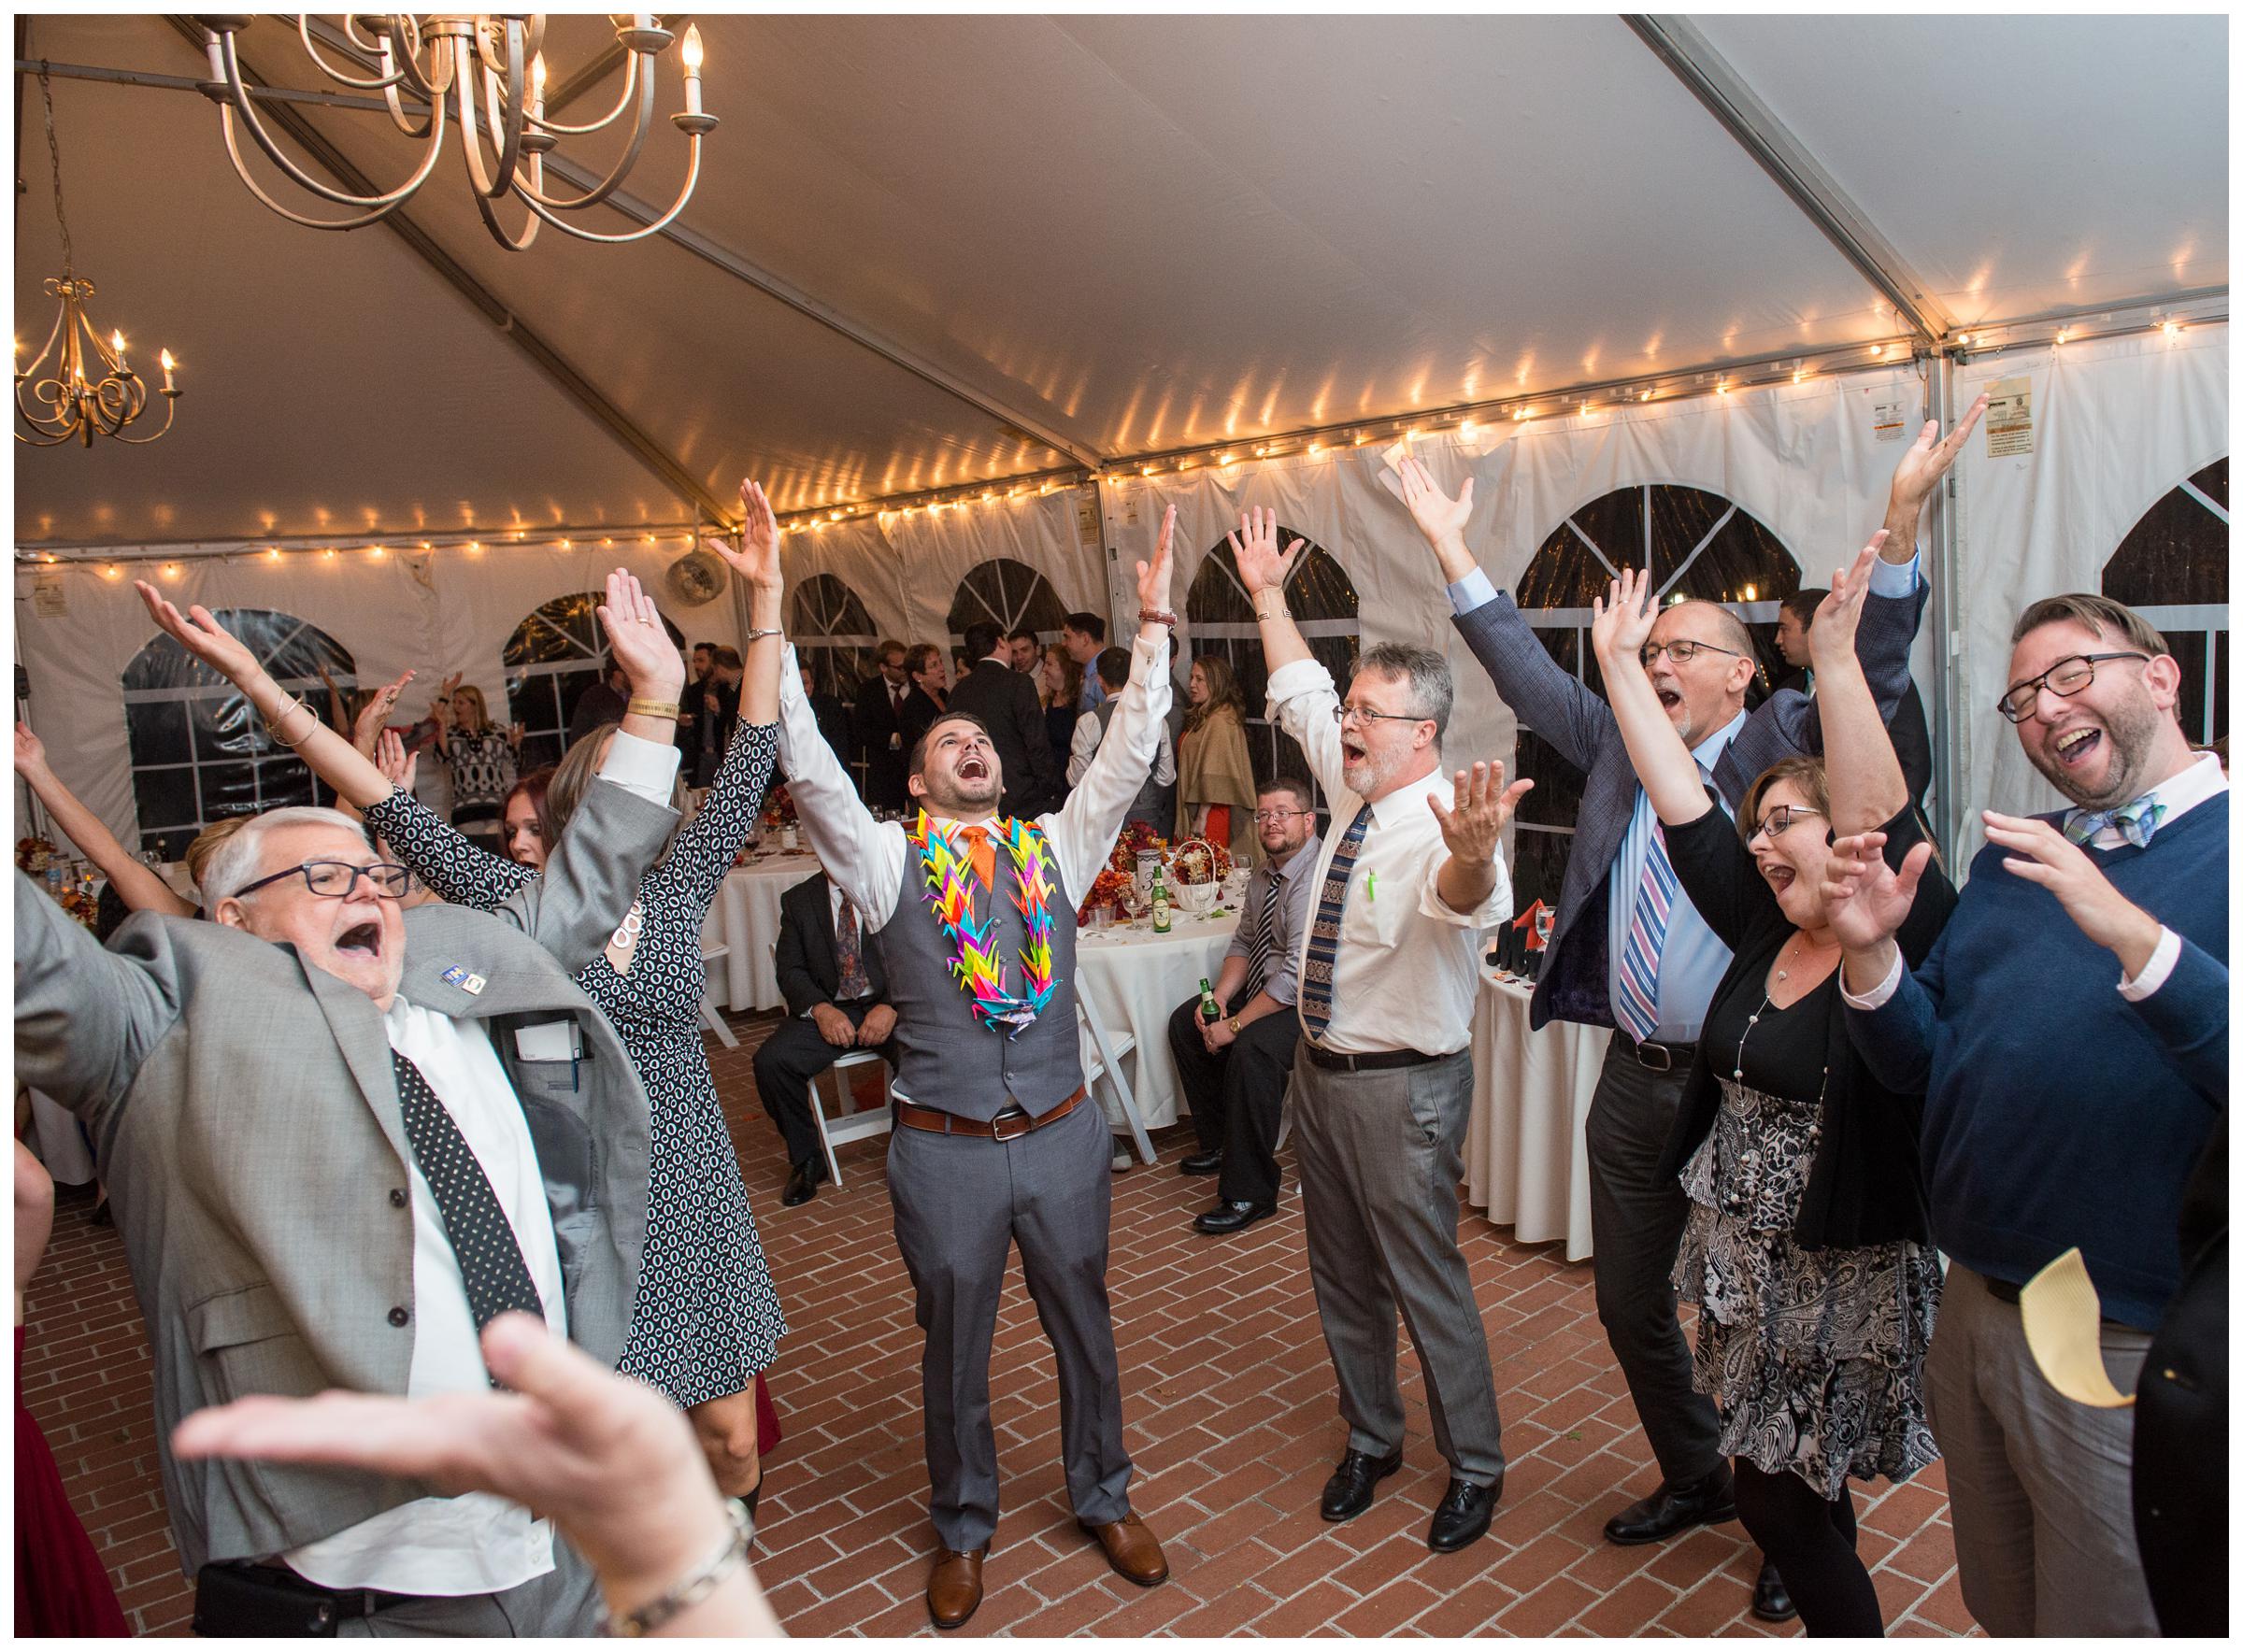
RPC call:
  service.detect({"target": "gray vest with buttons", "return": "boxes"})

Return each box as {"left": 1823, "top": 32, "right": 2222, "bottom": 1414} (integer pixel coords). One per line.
{"left": 874, "top": 830, "right": 1084, "bottom": 1119}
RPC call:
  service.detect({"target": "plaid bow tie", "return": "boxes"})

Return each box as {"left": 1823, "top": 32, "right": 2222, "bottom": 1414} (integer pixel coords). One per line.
{"left": 2063, "top": 795, "right": 2167, "bottom": 848}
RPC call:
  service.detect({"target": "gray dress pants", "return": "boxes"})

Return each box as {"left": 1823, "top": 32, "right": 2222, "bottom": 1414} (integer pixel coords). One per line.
{"left": 338, "top": 1536, "right": 600, "bottom": 1636}
{"left": 1291, "top": 1049, "right": 1505, "bottom": 1486}
{"left": 887, "top": 1096, "right": 1135, "bottom": 1552}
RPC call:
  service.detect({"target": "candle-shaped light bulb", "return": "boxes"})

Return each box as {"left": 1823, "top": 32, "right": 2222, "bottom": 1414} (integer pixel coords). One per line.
{"left": 160, "top": 349, "right": 177, "bottom": 392}
{"left": 111, "top": 330, "right": 127, "bottom": 363}
{"left": 682, "top": 24, "right": 705, "bottom": 115}
{"left": 530, "top": 50, "right": 547, "bottom": 116}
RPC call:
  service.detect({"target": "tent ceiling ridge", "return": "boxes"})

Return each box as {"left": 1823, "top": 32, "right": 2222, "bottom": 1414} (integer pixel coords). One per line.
{"left": 1624, "top": 14, "right": 1956, "bottom": 342}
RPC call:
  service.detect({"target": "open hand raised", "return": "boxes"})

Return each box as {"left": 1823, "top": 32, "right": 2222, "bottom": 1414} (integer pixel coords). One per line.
{"left": 595, "top": 568, "right": 684, "bottom": 699}
{"left": 1136, "top": 504, "right": 1178, "bottom": 619}
{"left": 1428, "top": 760, "right": 1533, "bottom": 867}
{"left": 1590, "top": 567, "right": 1660, "bottom": 664}
{"left": 1225, "top": 506, "right": 1303, "bottom": 596}
{"left": 714, "top": 478, "right": 782, "bottom": 591}
{"left": 1807, "top": 530, "right": 1890, "bottom": 671}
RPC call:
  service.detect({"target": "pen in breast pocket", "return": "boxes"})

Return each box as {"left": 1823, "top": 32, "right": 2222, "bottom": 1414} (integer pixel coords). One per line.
{"left": 1364, "top": 871, "right": 1376, "bottom": 903}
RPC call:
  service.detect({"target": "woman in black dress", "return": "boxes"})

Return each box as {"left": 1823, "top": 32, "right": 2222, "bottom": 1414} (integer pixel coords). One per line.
{"left": 1590, "top": 542, "right": 1957, "bottom": 1635}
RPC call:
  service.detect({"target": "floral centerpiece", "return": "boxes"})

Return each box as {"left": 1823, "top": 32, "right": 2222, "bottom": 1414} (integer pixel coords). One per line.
{"left": 760, "top": 783, "right": 797, "bottom": 831}
{"left": 1076, "top": 864, "right": 1133, "bottom": 925}
{"left": 1107, "top": 820, "right": 1167, "bottom": 877}
{"left": 17, "top": 834, "right": 56, "bottom": 875}
{"left": 1166, "top": 836, "right": 1234, "bottom": 889}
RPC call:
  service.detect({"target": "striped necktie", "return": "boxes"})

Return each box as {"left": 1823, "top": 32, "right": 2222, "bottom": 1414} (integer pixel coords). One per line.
{"left": 1241, "top": 867, "right": 1281, "bottom": 1002}
{"left": 1613, "top": 818, "right": 1678, "bottom": 1044}
{"left": 1299, "top": 805, "right": 1373, "bottom": 1042}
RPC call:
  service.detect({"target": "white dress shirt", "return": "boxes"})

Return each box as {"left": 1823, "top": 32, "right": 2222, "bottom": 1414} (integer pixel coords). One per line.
{"left": 777, "top": 634, "right": 1171, "bottom": 1094}
{"left": 1068, "top": 699, "right": 1176, "bottom": 788}
{"left": 1842, "top": 749, "right": 2226, "bottom": 1008}
{"left": 288, "top": 730, "right": 679, "bottom": 1596}
{"left": 1265, "top": 657, "right": 1513, "bottom": 1056}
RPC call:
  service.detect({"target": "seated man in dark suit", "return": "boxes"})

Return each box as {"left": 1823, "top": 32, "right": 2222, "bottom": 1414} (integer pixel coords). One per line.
{"left": 945, "top": 620, "right": 1060, "bottom": 818}
{"left": 751, "top": 870, "right": 897, "bottom": 1206}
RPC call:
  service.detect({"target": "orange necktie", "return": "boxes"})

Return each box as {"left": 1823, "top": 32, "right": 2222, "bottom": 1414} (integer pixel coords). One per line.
{"left": 960, "top": 825, "right": 997, "bottom": 892}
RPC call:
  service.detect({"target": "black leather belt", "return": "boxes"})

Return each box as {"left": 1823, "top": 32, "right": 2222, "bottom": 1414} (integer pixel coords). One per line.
{"left": 1612, "top": 1029, "right": 1697, "bottom": 1074}
{"left": 1302, "top": 1044, "right": 1444, "bottom": 1074}
{"left": 1981, "top": 1275, "right": 2024, "bottom": 1305}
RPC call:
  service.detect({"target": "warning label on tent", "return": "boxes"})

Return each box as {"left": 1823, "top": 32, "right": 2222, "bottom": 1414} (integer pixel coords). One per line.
{"left": 32, "top": 576, "right": 65, "bottom": 618}
{"left": 1984, "top": 376, "right": 2034, "bottom": 457}
{"left": 1872, "top": 399, "right": 1909, "bottom": 441}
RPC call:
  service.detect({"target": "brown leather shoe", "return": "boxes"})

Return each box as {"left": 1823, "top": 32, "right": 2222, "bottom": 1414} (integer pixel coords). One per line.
{"left": 926, "top": 1547, "right": 986, "bottom": 1630}
{"left": 1079, "top": 1512, "right": 1170, "bottom": 1587}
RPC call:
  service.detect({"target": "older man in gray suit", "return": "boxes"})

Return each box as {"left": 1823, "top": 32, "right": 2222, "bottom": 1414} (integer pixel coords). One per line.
{"left": 15, "top": 728, "right": 679, "bottom": 1635}
{"left": 1391, "top": 401, "right": 1980, "bottom": 1622}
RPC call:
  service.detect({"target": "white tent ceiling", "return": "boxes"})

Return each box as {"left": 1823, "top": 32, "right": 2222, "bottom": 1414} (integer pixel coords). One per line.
{"left": 13, "top": 12, "right": 2227, "bottom": 549}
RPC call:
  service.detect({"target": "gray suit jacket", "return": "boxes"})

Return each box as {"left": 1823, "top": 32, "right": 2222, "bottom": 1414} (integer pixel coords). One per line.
{"left": 12, "top": 776, "right": 675, "bottom": 1574}
{"left": 1452, "top": 579, "right": 1926, "bottom": 1030}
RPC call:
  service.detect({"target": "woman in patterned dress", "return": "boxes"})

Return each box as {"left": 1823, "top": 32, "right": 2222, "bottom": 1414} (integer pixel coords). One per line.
{"left": 428, "top": 683, "right": 521, "bottom": 849}
{"left": 1589, "top": 545, "right": 1958, "bottom": 1635}
{"left": 141, "top": 545, "right": 793, "bottom": 1516}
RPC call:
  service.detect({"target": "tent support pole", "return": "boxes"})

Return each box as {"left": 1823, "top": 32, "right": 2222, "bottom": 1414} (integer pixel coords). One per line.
{"left": 1625, "top": 15, "right": 1954, "bottom": 344}
{"left": 1926, "top": 353, "right": 1964, "bottom": 856}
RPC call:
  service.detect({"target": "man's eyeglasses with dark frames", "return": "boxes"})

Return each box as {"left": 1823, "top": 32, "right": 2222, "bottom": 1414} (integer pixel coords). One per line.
{"left": 1251, "top": 806, "right": 1311, "bottom": 824}
{"left": 1996, "top": 653, "right": 2151, "bottom": 723}
{"left": 233, "top": 861, "right": 413, "bottom": 900}
{"left": 1332, "top": 704, "right": 1428, "bottom": 728}
{"left": 1638, "top": 639, "right": 1748, "bottom": 669}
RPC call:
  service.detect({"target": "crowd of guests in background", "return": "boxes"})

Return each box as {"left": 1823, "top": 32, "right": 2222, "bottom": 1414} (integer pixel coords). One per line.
{"left": 10, "top": 419, "right": 2227, "bottom": 1640}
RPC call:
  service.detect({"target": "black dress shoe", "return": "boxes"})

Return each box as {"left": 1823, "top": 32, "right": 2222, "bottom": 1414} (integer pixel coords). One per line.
{"left": 781, "top": 1162, "right": 821, "bottom": 1207}
{"left": 1193, "top": 1199, "right": 1276, "bottom": 1235}
{"left": 1750, "top": 1559, "right": 1795, "bottom": 1623}
{"left": 1320, "top": 1448, "right": 1405, "bottom": 1521}
{"left": 1426, "top": 1474, "right": 1502, "bottom": 1552}
{"left": 1601, "top": 1467, "right": 1736, "bottom": 1545}
{"left": 1179, "top": 1148, "right": 1225, "bottom": 1175}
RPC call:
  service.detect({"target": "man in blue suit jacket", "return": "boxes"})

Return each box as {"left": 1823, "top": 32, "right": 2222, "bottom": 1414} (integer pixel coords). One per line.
{"left": 1391, "top": 396, "right": 1979, "bottom": 1622}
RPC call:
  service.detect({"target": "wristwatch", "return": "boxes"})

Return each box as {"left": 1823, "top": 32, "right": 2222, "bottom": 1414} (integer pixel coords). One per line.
{"left": 1227, "top": 1016, "right": 1242, "bottom": 1035}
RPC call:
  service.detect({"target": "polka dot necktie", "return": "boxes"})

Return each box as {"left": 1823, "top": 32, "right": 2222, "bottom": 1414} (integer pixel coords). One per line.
{"left": 390, "top": 1048, "right": 545, "bottom": 1375}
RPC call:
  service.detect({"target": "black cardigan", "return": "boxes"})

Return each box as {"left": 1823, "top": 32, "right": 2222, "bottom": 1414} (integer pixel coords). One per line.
{"left": 1655, "top": 798, "right": 1957, "bottom": 1249}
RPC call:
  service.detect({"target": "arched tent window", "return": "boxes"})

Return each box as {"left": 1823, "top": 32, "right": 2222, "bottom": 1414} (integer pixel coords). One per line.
{"left": 122, "top": 610, "right": 355, "bottom": 861}
{"left": 948, "top": 558, "right": 1068, "bottom": 648}
{"left": 1509, "top": 483, "right": 1800, "bottom": 907}
{"left": 505, "top": 591, "right": 683, "bottom": 772}
{"left": 791, "top": 574, "right": 879, "bottom": 704}
{"left": 2102, "top": 457, "right": 2227, "bottom": 748}
{"left": 1186, "top": 530, "right": 1360, "bottom": 812}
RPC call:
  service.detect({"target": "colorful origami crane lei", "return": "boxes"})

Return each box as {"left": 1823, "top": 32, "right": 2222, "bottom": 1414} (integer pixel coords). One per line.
{"left": 908, "top": 810, "right": 1059, "bottom": 1036}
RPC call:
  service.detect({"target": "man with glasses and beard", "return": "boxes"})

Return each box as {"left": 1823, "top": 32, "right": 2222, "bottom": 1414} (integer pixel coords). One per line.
{"left": 1830, "top": 592, "right": 2226, "bottom": 1637}
{"left": 1164, "top": 776, "right": 1323, "bottom": 1236}
{"left": 1389, "top": 394, "right": 1982, "bottom": 1620}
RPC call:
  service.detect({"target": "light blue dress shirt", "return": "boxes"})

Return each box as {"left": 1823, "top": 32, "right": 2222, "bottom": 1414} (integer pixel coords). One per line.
{"left": 1080, "top": 673, "right": 1108, "bottom": 713}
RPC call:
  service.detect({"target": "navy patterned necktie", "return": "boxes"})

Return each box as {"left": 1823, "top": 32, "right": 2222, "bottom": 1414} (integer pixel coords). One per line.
{"left": 1299, "top": 805, "right": 1373, "bottom": 1042}
{"left": 389, "top": 1048, "right": 544, "bottom": 1374}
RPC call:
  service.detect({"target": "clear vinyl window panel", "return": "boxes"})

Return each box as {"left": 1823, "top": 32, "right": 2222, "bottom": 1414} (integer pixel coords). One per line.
{"left": 2102, "top": 458, "right": 2227, "bottom": 748}
{"left": 947, "top": 558, "right": 1068, "bottom": 644}
{"left": 791, "top": 573, "right": 879, "bottom": 703}
{"left": 121, "top": 608, "right": 356, "bottom": 862}
{"left": 1185, "top": 529, "right": 1360, "bottom": 821}
{"left": 1512, "top": 484, "right": 1803, "bottom": 899}
{"left": 503, "top": 590, "right": 683, "bottom": 772}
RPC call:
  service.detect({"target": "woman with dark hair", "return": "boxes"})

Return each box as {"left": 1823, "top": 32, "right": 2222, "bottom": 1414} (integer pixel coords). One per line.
{"left": 1588, "top": 542, "right": 1957, "bottom": 1636}
{"left": 502, "top": 765, "right": 559, "bottom": 869}
{"left": 1039, "top": 644, "right": 1082, "bottom": 797}
{"left": 135, "top": 534, "right": 793, "bottom": 1525}
{"left": 1177, "top": 654, "right": 1257, "bottom": 862}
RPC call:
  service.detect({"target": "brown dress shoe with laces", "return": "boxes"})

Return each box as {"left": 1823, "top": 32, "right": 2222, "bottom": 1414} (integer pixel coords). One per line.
{"left": 1079, "top": 1512, "right": 1170, "bottom": 1587}
{"left": 926, "top": 1547, "right": 986, "bottom": 1630}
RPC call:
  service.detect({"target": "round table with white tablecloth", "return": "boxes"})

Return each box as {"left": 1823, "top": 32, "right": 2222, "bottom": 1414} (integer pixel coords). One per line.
{"left": 702, "top": 852, "right": 823, "bottom": 1012}
{"left": 1074, "top": 908, "right": 1239, "bottom": 1130}
{"left": 1464, "top": 967, "right": 1607, "bottom": 1260}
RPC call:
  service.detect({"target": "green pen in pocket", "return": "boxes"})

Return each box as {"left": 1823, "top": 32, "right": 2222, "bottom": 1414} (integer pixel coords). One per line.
{"left": 1364, "top": 870, "right": 1377, "bottom": 903}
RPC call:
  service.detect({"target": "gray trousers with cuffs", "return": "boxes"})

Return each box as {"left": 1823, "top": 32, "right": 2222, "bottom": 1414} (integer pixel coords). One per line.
{"left": 887, "top": 1096, "right": 1135, "bottom": 1552}
{"left": 1291, "top": 1048, "right": 1506, "bottom": 1486}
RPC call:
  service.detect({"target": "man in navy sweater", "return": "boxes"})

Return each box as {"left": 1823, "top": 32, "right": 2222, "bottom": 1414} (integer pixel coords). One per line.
{"left": 1830, "top": 592, "right": 2226, "bottom": 1637}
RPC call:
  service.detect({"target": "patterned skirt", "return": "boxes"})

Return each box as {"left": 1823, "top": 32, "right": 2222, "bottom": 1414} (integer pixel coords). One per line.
{"left": 1673, "top": 1078, "right": 1941, "bottom": 1498}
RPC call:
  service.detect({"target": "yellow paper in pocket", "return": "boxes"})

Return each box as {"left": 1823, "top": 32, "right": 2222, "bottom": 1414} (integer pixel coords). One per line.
{"left": 2018, "top": 1246, "right": 2136, "bottom": 1409}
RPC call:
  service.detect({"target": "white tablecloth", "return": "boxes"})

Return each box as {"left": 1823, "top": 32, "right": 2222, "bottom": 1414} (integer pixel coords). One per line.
{"left": 704, "top": 854, "right": 823, "bottom": 1012}
{"left": 1075, "top": 910, "right": 1239, "bottom": 1129}
{"left": 1464, "top": 970, "right": 1606, "bottom": 1261}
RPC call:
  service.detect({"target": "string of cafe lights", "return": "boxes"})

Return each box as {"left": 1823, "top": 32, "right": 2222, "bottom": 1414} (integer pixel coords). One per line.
{"left": 16, "top": 523, "right": 709, "bottom": 579}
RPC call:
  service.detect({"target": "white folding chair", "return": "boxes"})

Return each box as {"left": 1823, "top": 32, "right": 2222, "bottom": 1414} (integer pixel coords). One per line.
{"left": 697, "top": 941, "right": 738, "bottom": 1049}
{"left": 1078, "top": 996, "right": 1156, "bottom": 1165}
{"left": 811, "top": 1049, "right": 893, "bottom": 1188}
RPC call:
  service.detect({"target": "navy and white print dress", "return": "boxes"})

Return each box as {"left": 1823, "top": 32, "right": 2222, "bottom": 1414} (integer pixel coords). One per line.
{"left": 365, "top": 722, "right": 787, "bottom": 1408}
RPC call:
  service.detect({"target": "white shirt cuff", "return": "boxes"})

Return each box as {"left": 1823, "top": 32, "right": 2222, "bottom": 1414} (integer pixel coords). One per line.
{"left": 1867, "top": 551, "right": 1922, "bottom": 598}
{"left": 1448, "top": 567, "right": 1499, "bottom": 613}
{"left": 597, "top": 729, "right": 682, "bottom": 805}
{"left": 1264, "top": 655, "right": 1335, "bottom": 704}
{"left": 2118, "top": 926, "right": 2182, "bottom": 1002}
{"left": 1839, "top": 949, "right": 1905, "bottom": 1009}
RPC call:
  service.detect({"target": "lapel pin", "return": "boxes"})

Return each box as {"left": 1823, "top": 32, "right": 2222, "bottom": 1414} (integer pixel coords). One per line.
{"left": 440, "top": 965, "right": 487, "bottom": 996}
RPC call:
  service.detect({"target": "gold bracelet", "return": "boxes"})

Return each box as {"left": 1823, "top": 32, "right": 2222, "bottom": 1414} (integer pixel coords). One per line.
{"left": 264, "top": 696, "right": 317, "bottom": 748}
{"left": 626, "top": 697, "right": 682, "bottom": 719}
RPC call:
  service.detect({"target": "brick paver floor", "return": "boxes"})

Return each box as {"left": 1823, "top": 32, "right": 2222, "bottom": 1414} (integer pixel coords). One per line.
{"left": 22, "top": 1007, "right": 1977, "bottom": 1636}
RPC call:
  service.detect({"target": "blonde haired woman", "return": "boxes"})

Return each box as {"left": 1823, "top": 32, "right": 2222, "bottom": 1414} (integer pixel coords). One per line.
{"left": 1177, "top": 654, "right": 1257, "bottom": 862}
{"left": 430, "top": 681, "right": 521, "bottom": 847}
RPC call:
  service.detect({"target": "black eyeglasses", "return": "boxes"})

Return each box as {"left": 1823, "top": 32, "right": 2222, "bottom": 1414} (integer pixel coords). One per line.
{"left": 1251, "top": 806, "right": 1310, "bottom": 823}
{"left": 233, "top": 860, "right": 412, "bottom": 900}
{"left": 1996, "top": 652, "right": 2151, "bottom": 723}
{"left": 1639, "top": 639, "right": 1748, "bottom": 669}
{"left": 1332, "top": 704, "right": 1428, "bottom": 729}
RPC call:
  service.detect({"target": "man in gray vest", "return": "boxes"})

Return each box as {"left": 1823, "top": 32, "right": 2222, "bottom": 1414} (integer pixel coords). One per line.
{"left": 1068, "top": 644, "right": 1176, "bottom": 830}
{"left": 771, "top": 509, "right": 1180, "bottom": 1631}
